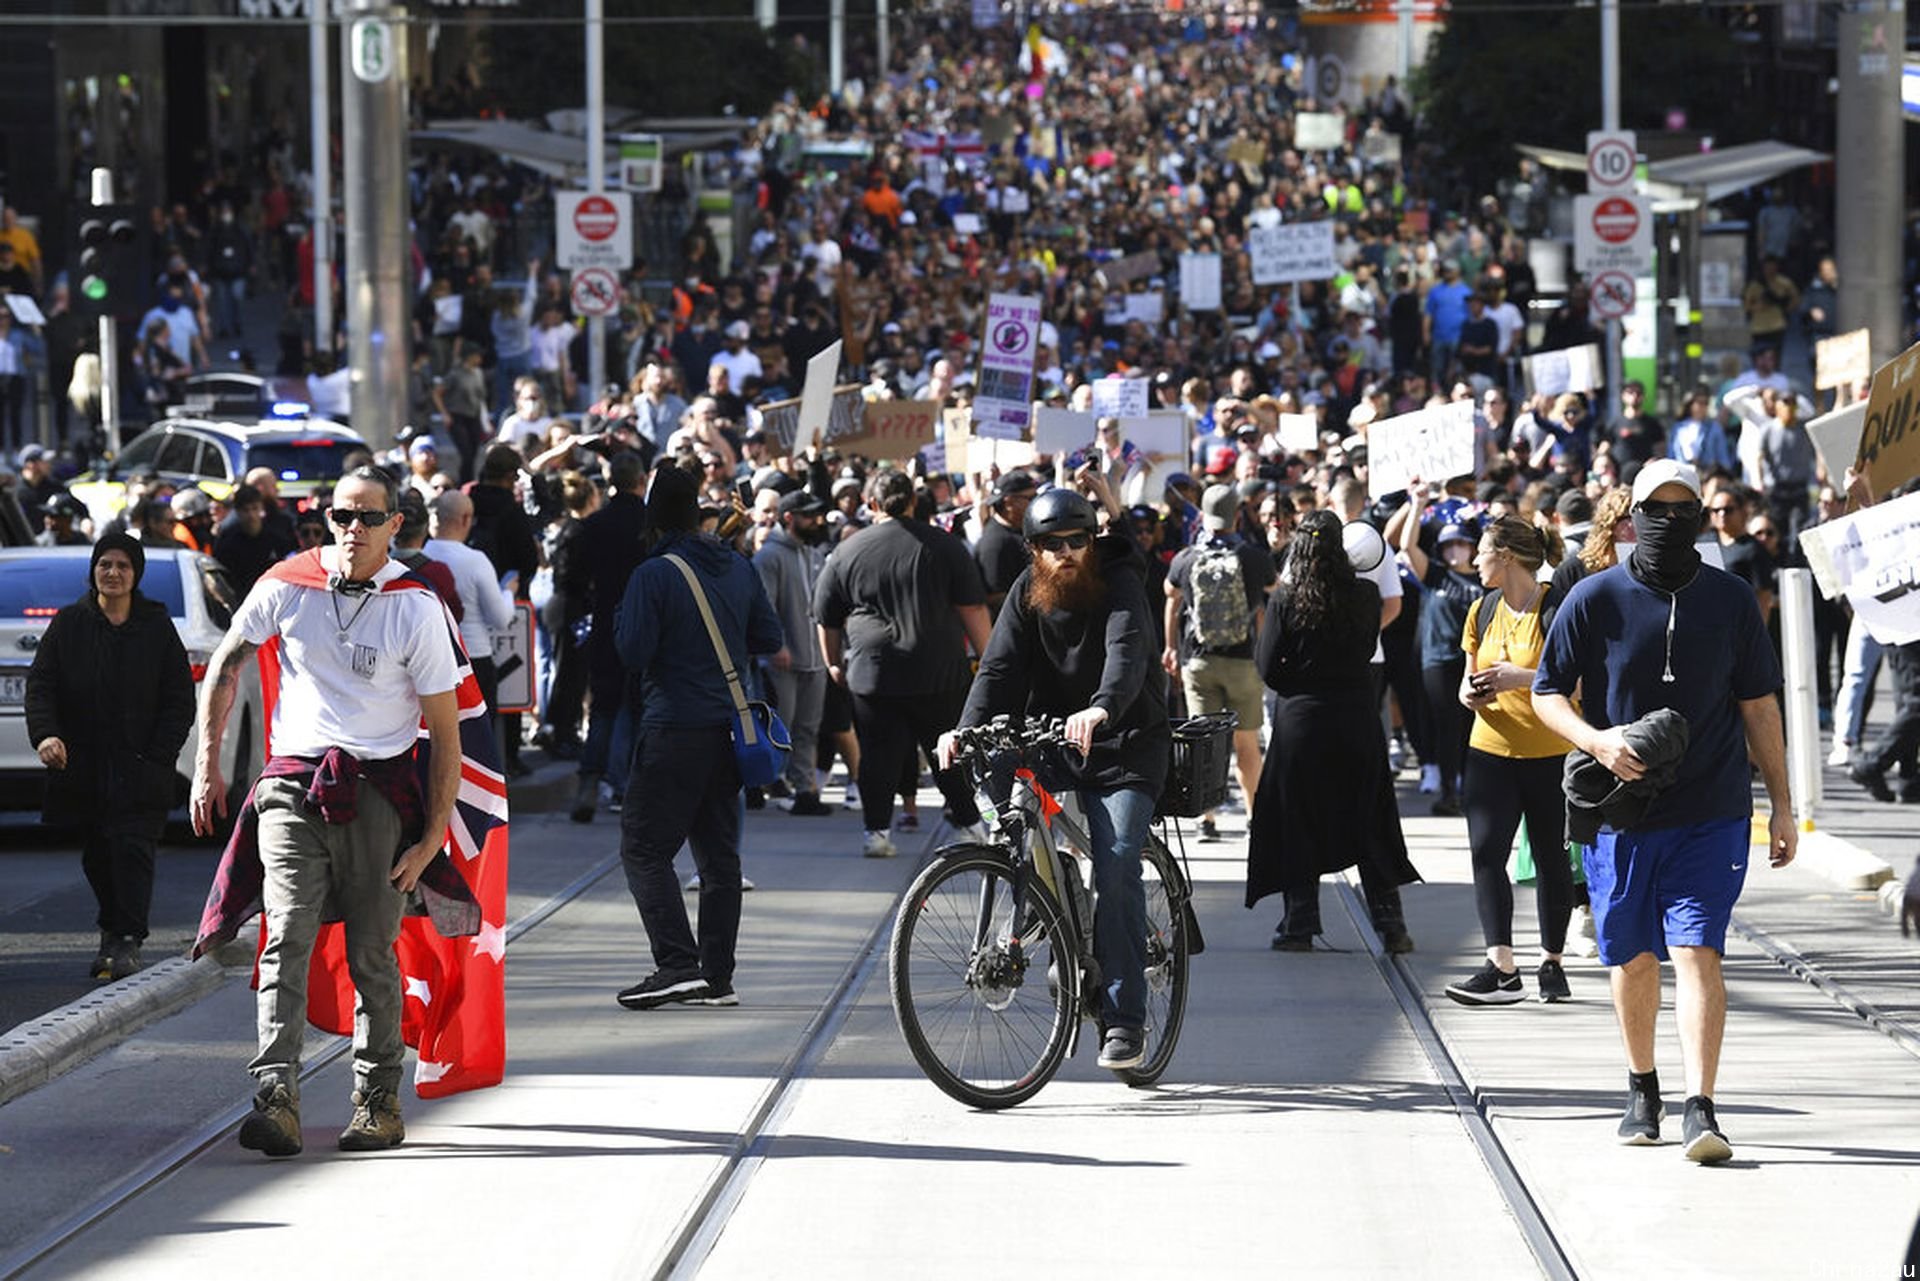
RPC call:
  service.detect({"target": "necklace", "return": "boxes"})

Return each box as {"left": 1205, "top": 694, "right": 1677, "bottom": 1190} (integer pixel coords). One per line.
{"left": 1493, "top": 579, "right": 1543, "bottom": 662}
{"left": 330, "top": 587, "right": 376, "bottom": 642}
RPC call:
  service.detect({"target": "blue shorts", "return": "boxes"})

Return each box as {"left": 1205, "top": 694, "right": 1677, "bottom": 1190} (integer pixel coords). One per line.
{"left": 1582, "top": 818, "right": 1750, "bottom": 965}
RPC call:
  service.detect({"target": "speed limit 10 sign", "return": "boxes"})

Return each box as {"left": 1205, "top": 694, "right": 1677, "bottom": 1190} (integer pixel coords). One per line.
{"left": 1586, "top": 130, "right": 1637, "bottom": 193}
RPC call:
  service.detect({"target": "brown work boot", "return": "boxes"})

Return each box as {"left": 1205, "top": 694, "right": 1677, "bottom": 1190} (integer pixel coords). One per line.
{"left": 236, "top": 1082, "right": 303, "bottom": 1158}
{"left": 337, "top": 1085, "right": 405, "bottom": 1151}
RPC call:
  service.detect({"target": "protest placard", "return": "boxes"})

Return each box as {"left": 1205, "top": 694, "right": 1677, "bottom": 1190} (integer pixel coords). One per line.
{"left": 1179, "top": 253, "right": 1222, "bottom": 312}
{"left": 1293, "top": 112, "right": 1345, "bottom": 151}
{"left": 1123, "top": 291, "right": 1164, "bottom": 326}
{"left": 974, "top": 292, "right": 1042, "bottom": 440}
{"left": 1279, "top": 413, "right": 1320, "bottom": 454}
{"left": 1097, "top": 251, "right": 1159, "bottom": 288}
{"left": 7, "top": 294, "right": 46, "bottom": 326}
{"left": 1816, "top": 329, "right": 1872, "bottom": 393}
{"left": 952, "top": 212, "right": 984, "bottom": 237}
{"left": 795, "top": 340, "right": 842, "bottom": 455}
{"left": 1858, "top": 337, "right": 1920, "bottom": 500}
{"left": 1119, "top": 409, "right": 1190, "bottom": 463}
{"left": 967, "top": 436, "right": 1039, "bottom": 475}
{"left": 1365, "top": 402, "right": 1477, "bottom": 498}
{"left": 1032, "top": 407, "right": 1098, "bottom": 455}
{"left": 1797, "top": 490, "right": 1920, "bottom": 643}
{"left": 1091, "top": 376, "right": 1150, "bottom": 420}
{"left": 1249, "top": 222, "right": 1337, "bottom": 286}
{"left": 836, "top": 399, "right": 940, "bottom": 461}
{"left": 1805, "top": 401, "right": 1866, "bottom": 487}
{"left": 1523, "top": 344, "right": 1602, "bottom": 397}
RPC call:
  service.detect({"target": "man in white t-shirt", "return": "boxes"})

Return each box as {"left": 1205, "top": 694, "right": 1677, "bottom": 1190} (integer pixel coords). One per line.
{"left": 192, "top": 466, "right": 463, "bottom": 1159}
{"left": 709, "top": 321, "right": 764, "bottom": 390}
{"left": 1330, "top": 477, "right": 1403, "bottom": 666}
{"left": 426, "top": 489, "right": 515, "bottom": 737}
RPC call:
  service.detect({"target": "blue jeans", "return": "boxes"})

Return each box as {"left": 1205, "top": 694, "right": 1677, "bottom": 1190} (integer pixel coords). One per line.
{"left": 1837, "top": 623, "right": 1885, "bottom": 747}
{"left": 1076, "top": 785, "right": 1153, "bottom": 1031}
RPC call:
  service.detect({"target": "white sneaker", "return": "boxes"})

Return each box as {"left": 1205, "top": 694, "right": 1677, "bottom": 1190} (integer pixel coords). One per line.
{"left": 1827, "top": 741, "right": 1852, "bottom": 768}
{"left": 862, "top": 830, "right": 898, "bottom": 859}
{"left": 953, "top": 822, "right": 991, "bottom": 845}
{"left": 683, "top": 873, "right": 755, "bottom": 891}
{"left": 1388, "top": 736, "right": 1408, "bottom": 773}
{"left": 1419, "top": 764, "right": 1441, "bottom": 795}
{"left": 843, "top": 781, "right": 862, "bottom": 810}
{"left": 1570, "top": 906, "right": 1600, "bottom": 958}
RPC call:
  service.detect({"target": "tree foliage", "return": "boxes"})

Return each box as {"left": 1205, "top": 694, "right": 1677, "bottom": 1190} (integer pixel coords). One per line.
{"left": 1414, "top": 2, "right": 1748, "bottom": 196}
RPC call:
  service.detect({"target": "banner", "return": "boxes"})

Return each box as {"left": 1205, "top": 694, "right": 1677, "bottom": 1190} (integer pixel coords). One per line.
{"left": 837, "top": 399, "right": 940, "bottom": 461}
{"left": 1032, "top": 407, "right": 1098, "bottom": 455}
{"left": 1179, "top": 253, "right": 1222, "bottom": 312}
{"left": 1816, "top": 328, "right": 1872, "bottom": 393}
{"left": 974, "top": 292, "right": 1042, "bottom": 440}
{"left": 1091, "top": 376, "right": 1150, "bottom": 420}
{"left": 1523, "top": 344, "right": 1602, "bottom": 397}
{"left": 796, "top": 340, "right": 843, "bottom": 455}
{"left": 1798, "top": 490, "right": 1920, "bottom": 643}
{"left": 1365, "top": 401, "right": 1477, "bottom": 498}
{"left": 1859, "top": 338, "right": 1920, "bottom": 501}
{"left": 1249, "top": 222, "right": 1337, "bottom": 286}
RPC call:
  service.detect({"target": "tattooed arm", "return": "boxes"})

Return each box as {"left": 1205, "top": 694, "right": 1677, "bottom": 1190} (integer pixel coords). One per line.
{"left": 191, "top": 632, "right": 258, "bottom": 837}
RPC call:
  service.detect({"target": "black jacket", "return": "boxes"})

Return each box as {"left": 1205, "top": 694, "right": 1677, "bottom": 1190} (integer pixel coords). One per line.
{"left": 1563, "top": 707, "right": 1690, "bottom": 844}
{"left": 24, "top": 593, "right": 195, "bottom": 830}
{"left": 960, "top": 534, "right": 1171, "bottom": 795}
{"left": 468, "top": 482, "right": 540, "bottom": 589}
{"left": 573, "top": 491, "right": 649, "bottom": 672}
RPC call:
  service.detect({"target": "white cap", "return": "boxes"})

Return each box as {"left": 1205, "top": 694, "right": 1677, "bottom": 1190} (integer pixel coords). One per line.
{"left": 1631, "top": 458, "right": 1702, "bottom": 505}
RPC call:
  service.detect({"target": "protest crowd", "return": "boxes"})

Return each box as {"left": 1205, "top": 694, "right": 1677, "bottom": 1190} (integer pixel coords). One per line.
{"left": 16, "top": 2, "right": 1918, "bottom": 1164}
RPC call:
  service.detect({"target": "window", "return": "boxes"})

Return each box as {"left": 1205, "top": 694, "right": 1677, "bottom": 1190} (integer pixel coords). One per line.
{"left": 192, "top": 435, "right": 233, "bottom": 482}
{"left": 244, "top": 440, "right": 359, "bottom": 480}
{"left": 153, "top": 432, "right": 202, "bottom": 477}
{"left": 199, "top": 561, "right": 237, "bottom": 630}
{"left": 112, "top": 432, "right": 163, "bottom": 476}
{"left": 0, "top": 556, "right": 184, "bottom": 617}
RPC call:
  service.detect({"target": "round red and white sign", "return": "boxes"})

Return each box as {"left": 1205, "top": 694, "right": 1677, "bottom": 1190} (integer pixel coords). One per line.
{"left": 1590, "top": 271, "right": 1635, "bottom": 320}
{"left": 570, "top": 266, "right": 621, "bottom": 317}
{"left": 1591, "top": 197, "right": 1640, "bottom": 246}
{"left": 1587, "top": 138, "right": 1636, "bottom": 191}
{"left": 572, "top": 196, "right": 619, "bottom": 242}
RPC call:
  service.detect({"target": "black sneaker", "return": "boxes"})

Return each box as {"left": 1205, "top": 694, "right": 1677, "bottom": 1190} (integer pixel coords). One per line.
{"left": 1376, "top": 918, "right": 1415, "bottom": 955}
{"left": 1850, "top": 762, "right": 1896, "bottom": 803}
{"left": 107, "top": 936, "right": 143, "bottom": 980}
{"left": 1198, "top": 818, "right": 1220, "bottom": 842}
{"left": 1430, "top": 794, "right": 1463, "bottom": 818}
{"left": 744, "top": 787, "right": 766, "bottom": 811}
{"left": 685, "top": 979, "right": 739, "bottom": 1007}
{"left": 764, "top": 779, "right": 794, "bottom": 800}
{"left": 1444, "top": 961, "right": 1524, "bottom": 1006}
{"left": 1682, "top": 1095, "right": 1733, "bottom": 1164}
{"left": 1096, "top": 1026, "right": 1145, "bottom": 1070}
{"left": 1270, "top": 930, "right": 1315, "bottom": 952}
{"left": 1536, "top": 958, "right": 1572, "bottom": 1003}
{"left": 89, "top": 931, "right": 114, "bottom": 981}
{"left": 569, "top": 776, "right": 596, "bottom": 824}
{"left": 1618, "top": 1083, "right": 1665, "bottom": 1145}
{"left": 788, "top": 792, "right": 832, "bottom": 817}
{"left": 616, "top": 971, "right": 710, "bottom": 1010}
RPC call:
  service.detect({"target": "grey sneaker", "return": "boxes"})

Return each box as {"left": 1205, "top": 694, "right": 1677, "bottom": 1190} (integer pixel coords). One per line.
{"left": 237, "top": 1082, "right": 303, "bottom": 1157}
{"left": 338, "top": 1085, "right": 406, "bottom": 1151}
{"left": 1097, "top": 1026, "right": 1145, "bottom": 1070}
{"left": 1682, "top": 1095, "right": 1733, "bottom": 1164}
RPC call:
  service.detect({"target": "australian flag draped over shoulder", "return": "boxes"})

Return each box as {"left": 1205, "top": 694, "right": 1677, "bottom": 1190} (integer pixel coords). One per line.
{"left": 194, "top": 549, "right": 510, "bottom": 1098}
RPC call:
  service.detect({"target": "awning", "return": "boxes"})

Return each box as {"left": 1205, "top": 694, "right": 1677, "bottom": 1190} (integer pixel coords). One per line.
{"left": 1514, "top": 139, "right": 1830, "bottom": 203}
{"left": 412, "top": 117, "right": 752, "bottom": 182}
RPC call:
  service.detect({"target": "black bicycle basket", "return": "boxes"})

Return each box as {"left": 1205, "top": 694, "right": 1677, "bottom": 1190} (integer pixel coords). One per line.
{"left": 1156, "top": 712, "right": 1239, "bottom": 818}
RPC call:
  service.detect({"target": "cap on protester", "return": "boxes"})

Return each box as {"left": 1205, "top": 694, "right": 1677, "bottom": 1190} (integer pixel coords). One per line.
{"left": 17, "top": 443, "right": 47, "bottom": 467}
{"left": 1630, "top": 458, "right": 1702, "bottom": 505}
{"left": 1556, "top": 489, "right": 1594, "bottom": 523}
{"left": 408, "top": 437, "right": 438, "bottom": 458}
{"left": 1200, "top": 483, "right": 1239, "bottom": 532}
{"left": 743, "top": 425, "right": 769, "bottom": 444}
{"left": 1128, "top": 504, "right": 1160, "bottom": 524}
{"left": 1204, "top": 448, "right": 1237, "bottom": 476}
{"left": 1436, "top": 523, "right": 1475, "bottom": 549}
{"left": 778, "top": 489, "right": 829, "bottom": 517}
{"left": 831, "top": 476, "right": 863, "bottom": 501}
{"left": 990, "top": 470, "right": 1039, "bottom": 504}
{"left": 171, "top": 488, "right": 212, "bottom": 518}
{"left": 751, "top": 465, "right": 794, "bottom": 494}
{"left": 725, "top": 320, "right": 751, "bottom": 340}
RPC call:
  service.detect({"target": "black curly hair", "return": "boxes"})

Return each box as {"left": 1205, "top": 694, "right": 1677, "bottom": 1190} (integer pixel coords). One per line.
{"left": 1282, "top": 508, "right": 1357, "bottom": 632}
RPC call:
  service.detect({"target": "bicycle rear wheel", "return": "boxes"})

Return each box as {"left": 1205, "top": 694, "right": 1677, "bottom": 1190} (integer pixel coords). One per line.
{"left": 889, "top": 844, "right": 1075, "bottom": 1110}
{"left": 1117, "top": 836, "right": 1191, "bottom": 1087}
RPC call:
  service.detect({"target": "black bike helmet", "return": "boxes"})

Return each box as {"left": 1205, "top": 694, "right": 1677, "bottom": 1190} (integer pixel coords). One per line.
{"left": 1021, "top": 488, "right": 1099, "bottom": 540}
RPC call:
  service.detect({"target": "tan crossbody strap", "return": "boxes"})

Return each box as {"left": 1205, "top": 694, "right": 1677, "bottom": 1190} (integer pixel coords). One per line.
{"left": 662, "top": 553, "right": 758, "bottom": 745}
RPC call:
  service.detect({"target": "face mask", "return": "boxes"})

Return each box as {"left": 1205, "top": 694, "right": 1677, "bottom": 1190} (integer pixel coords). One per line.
{"left": 1628, "top": 502, "right": 1703, "bottom": 594}
{"left": 799, "top": 521, "right": 828, "bottom": 545}
{"left": 161, "top": 295, "right": 185, "bottom": 313}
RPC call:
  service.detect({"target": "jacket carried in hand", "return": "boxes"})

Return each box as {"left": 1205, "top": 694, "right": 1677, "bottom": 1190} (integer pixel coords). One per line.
{"left": 1562, "top": 707, "right": 1690, "bottom": 844}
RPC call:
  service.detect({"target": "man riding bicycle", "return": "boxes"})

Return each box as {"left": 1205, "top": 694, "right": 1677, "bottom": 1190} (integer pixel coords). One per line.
{"left": 939, "top": 489, "right": 1172, "bottom": 1071}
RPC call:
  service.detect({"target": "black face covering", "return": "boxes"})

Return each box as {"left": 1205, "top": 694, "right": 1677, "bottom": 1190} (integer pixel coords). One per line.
{"left": 1627, "top": 504, "right": 1703, "bottom": 594}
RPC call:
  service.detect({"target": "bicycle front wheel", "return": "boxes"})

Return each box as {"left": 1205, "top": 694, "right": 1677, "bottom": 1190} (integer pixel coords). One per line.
{"left": 1117, "top": 836, "right": 1192, "bottom": 1087}
{"left": 889, "top": 844, "right": 1076, "bottom": 1109}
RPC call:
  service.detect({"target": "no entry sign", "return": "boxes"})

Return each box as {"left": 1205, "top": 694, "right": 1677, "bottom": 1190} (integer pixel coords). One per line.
{"left": 555, "top": 191, "right": 633, "bottom": 271}
{"left": 1574, "top": 193, "right": 1652, "bottom": 277}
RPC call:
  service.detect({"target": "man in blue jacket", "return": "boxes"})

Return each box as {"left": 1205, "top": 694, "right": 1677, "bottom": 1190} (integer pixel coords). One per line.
{"left": 614, "top": 461, "right": 784, "bottom": 1010}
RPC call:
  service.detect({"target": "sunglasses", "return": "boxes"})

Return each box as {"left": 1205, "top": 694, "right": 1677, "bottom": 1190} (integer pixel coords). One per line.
{"left": 1030, "top": 532, "right": 1092, "bottom": 553}
{"left": 329, "top": 508, "right": 393, "bottom": 529}
{"left": 1708, "top": 505, "right": 1737, "bottom": 516}
{"left": 1639, "top": 500, "right": 1703, "bottom": 521}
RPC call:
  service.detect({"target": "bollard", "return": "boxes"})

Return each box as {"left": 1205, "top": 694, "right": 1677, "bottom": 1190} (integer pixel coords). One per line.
{"left": 1779, "top": 567, "right": 1824, "bottom": 828}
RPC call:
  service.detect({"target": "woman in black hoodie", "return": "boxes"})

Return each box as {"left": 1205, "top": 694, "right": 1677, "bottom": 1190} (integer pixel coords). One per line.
{"left": 949, "top": 490, "right": 1171, "bottom": 1072}
{"left": 24, "top": 534, "right": 195, "bottom": 979}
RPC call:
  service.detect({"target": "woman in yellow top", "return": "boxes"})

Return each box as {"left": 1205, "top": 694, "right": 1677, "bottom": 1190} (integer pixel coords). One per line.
{"left": 1442, "top": 516, "right": 1578, "bottom": 1007}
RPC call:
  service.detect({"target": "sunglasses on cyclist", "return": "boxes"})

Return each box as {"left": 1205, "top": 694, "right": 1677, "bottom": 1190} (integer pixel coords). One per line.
{"left": 328, "top": 508, "right": 394, "bottom": 529}
{"left": 1030, "top": 532, "right": 1092, "bottom": 553}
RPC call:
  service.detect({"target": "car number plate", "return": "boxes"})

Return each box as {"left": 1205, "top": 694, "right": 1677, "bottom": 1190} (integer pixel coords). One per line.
{"left": 0, "top": 674, "right": 25, "bottom": 706}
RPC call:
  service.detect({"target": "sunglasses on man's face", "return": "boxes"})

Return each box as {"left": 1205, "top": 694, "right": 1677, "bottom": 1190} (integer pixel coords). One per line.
{"left": 1030, "top": 532, "right": 1092, "bottom": 554}
{"left": 328, "top": 508, "right": 393, "bottom": 529}
{"left": 1638, "top": 499, "right": 1703, "bottom": 521}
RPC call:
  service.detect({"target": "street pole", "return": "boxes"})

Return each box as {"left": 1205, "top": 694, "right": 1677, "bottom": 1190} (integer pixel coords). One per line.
{"left": 1836, "top": 0, "right": 1905, "bottom": 371}
{"left": 90, "top": 168, "right": 121, "bottom": 458}
{"left": 755, "top": 0, "right": 775, "bottom": 30}
{"left": 310, "top": 0, "right": 332, "bottom": 359}
{"left": 829, "top": 0, "right": 845, "bottom": 95}
{"left": 1395, "top": 0, "right": 1412, "bottom": 82}
{"left": 340, "top": 0, "right": 410, "bottom": 452}
{"left": 1599, "top": 0, "right": 1623, "bottom": 410}
{"left": 585, "top": 0, "right": 606, "bottom": 406}
{"left": 878, "top": 0, "right": 890, "bottom": 76}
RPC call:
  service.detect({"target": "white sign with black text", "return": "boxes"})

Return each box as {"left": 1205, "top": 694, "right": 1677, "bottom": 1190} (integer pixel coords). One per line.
{"left": 1249, "top": 222, "right": 1337, "bottom": 286}
{"left": 1365, "top": 401, "right": 1477, "bottom": 498}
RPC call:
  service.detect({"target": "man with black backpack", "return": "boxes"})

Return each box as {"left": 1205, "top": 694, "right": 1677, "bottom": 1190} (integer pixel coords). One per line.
{"left": 1163, "top": 483, "right": 1275, "bottom": 840}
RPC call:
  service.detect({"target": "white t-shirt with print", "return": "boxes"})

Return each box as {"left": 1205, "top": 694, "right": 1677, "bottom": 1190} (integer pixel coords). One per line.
{"left": 233, "top": 550, "right": 461, "bottom": 761}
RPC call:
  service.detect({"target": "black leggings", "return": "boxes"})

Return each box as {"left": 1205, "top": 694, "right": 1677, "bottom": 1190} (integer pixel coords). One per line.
{"left": 1422, "top": 660, "right": 1469, "bottom": 794}
{"left": 849, "top": 686, "right": 979, "bottom": 832}
{"left": 1464, "top": 748, "right": 1573, "bottom": 954}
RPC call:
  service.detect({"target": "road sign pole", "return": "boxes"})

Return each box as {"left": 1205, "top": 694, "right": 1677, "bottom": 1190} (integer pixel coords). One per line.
{"left": 1600, "top": 0, "right": 1623, "bottom": 414}
{"left": 585, "top": 0, "right": 607, "bottom": 408}
{"left": 310, "top": 0, "right": 332, "bottom": 360}
{"left": 90, "top": 168, "right": 121, "bottom": 458}
{"left": 340, "top": 0, "right": 410, "bottom": 452}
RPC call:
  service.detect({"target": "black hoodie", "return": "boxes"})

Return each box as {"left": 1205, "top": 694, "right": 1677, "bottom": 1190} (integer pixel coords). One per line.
{"left": 960, "top": 532, "right": 1171, "bottom": 795}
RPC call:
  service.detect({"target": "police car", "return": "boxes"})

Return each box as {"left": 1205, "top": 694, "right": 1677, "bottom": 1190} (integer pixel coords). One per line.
{"left": 70, "top": 403, "right": 368, "bottom": 529}
{"left": 0, "top": 546, "right": 265, "bottom": 823}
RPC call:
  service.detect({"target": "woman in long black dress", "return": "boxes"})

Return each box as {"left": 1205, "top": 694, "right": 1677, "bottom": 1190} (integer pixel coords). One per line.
{"left": 1249, "top": 509, "right": 1421, "bottom": 952}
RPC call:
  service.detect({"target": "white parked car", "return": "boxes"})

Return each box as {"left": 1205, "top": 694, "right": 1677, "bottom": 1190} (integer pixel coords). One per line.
{"left": 0, "top": 546, "right": 265, "bottom": 825}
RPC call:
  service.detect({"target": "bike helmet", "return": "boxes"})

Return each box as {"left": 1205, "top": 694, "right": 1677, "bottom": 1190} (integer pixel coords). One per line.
{"left": 1022, "top": 488, "right": 1099, "bottom": 541}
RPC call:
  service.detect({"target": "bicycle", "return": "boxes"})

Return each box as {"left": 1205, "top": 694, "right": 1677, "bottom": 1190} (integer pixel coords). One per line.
{"left": 888, "top": 714, "right": 1222, "bottom": 1109}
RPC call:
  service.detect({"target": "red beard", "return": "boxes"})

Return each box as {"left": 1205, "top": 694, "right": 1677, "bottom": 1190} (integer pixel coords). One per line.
{"left": 1027, "top": 552, "right": 1106, "bottom": 615}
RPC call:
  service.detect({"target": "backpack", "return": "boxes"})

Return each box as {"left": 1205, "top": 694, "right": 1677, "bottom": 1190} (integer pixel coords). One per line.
{"left": 1188, "top": 543, "right": 1251, "bottom": 651}
{"left": 1473, "top": 586, "right": 1558, "bottom": 648}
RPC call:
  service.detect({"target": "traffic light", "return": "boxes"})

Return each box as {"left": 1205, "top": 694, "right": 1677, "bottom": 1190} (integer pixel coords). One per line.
{"left": 75, "top": 205, "right": 140, "bottom": 319}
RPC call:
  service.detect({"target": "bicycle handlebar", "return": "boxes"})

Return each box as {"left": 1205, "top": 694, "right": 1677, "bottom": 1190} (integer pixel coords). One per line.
{"left": 945, "top": 715, "right": 1070, "bottom": 770}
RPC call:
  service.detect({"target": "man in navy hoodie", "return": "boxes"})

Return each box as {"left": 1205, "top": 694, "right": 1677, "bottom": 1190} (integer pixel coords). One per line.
{"left": 613, "top": 461, "right": 784, "bottom": 1010}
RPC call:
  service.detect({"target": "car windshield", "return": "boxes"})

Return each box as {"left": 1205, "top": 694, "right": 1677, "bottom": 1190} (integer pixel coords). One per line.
{"left": 0, "top": 557, "right": 186, "bottom": 618}
{"left": 245, "top": 440, "right": 358, "bottom": 482}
